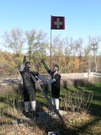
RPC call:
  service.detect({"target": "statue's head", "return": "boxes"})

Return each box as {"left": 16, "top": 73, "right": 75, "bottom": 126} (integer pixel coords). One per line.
{"left": 53, "top": 64, "right": 59, "bottom": 72}
{"left": 25, "top": 61, "right": 31, "bottom": 69}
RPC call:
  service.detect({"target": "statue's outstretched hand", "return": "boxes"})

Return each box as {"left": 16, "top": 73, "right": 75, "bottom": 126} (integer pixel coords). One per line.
{"left": 23, "top": 55, "right": 26, "bottom": 63}
{"left": 19, "top": 63, "right": 25, "bottom": 72}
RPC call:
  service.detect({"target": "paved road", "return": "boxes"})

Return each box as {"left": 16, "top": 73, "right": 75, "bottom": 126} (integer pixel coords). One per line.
{"left": 0, "top": 72, "right": 101, "bottom": 86}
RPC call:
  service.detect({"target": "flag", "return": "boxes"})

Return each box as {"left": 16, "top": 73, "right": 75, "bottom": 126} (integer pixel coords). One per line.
{"left": 51, "top": 16, "right": 65, "bottom": 30}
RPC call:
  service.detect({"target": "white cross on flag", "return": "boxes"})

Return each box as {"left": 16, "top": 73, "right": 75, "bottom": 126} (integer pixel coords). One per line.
{"left": 51, "top": 16, "right": 65, "bottom": 30}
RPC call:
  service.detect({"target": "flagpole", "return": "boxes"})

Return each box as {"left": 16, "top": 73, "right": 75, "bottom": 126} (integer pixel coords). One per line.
{"left": 50, "top": 24, "right": 52, "bottom": 72}
{"left": 49, "top": 15, "right": 52, "bottom": 112}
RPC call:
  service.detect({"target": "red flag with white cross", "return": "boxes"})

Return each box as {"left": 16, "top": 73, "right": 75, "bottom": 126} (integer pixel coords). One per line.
{"left": 51, "top": 16, "right": 65, "bottom": 30}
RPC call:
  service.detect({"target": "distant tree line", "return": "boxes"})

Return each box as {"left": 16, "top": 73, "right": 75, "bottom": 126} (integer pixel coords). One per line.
{"left": 0, "top": 28, "right": 101, "bottom": 76}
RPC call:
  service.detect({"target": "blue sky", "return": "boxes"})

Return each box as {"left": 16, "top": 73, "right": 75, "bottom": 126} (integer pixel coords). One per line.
{"left": 0, "top": 0, "right": 101, "bottom": 51}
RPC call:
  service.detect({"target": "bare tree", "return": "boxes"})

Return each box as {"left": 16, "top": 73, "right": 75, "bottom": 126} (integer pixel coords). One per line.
{"left": 69, "top": 38, "right": 79, "bottom": 72}
{"left": 74, "top": 38, "right": 84, "bottom": 72}
{"left": 2, "top": 28, "right": 25, "bottom": 57}
{"left": 83, "top": 44, "right": 91, "bottom": 72}
{"left": 64, "top": 37, "right": 74, "bottom": 73}
{"left": 25, "top": 29, "right": 37, "bottom": 61}
{"left": 25, "top": 29, "right": 48, "bottom": 71}
{"left": 88, "top": 36, "right": 101, "bottom": 72}
{"left": 52, "top": 36, "right": 64, "bottom": 72}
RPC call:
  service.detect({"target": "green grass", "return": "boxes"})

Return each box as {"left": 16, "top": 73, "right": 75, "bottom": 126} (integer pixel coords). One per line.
{"left": 0, "top": 102, "right": 7, "bottom": 108}
{"left": 0, "top": 82, "right": 101, "bottom": 134}
{"left": 82, "top": 83, "right": 101, "bottom": 117}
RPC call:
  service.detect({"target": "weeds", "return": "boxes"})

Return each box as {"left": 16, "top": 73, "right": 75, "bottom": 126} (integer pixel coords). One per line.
{"left": 0, "top": 78, "right": 101, "bottom": 135}
{"left": 63, "top": 90, "right": 94, "bottom": 113}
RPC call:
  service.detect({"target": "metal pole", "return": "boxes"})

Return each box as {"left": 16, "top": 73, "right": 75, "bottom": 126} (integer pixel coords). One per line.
{"left": 49, "top": 15, "right": 52, "bottom": 112}
{"left": 50, "top": 27, "right": 52, "bottom": 72}
{"left": 26, "top": 70, "right": 65, "bottom": 124}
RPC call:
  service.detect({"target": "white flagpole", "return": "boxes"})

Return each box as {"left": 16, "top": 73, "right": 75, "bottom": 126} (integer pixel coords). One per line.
{"left": 49, "top": 15, "right": 52, "bottom": 111}
{"left": 50, "top": 24, "right": 52, "bottom": 72}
